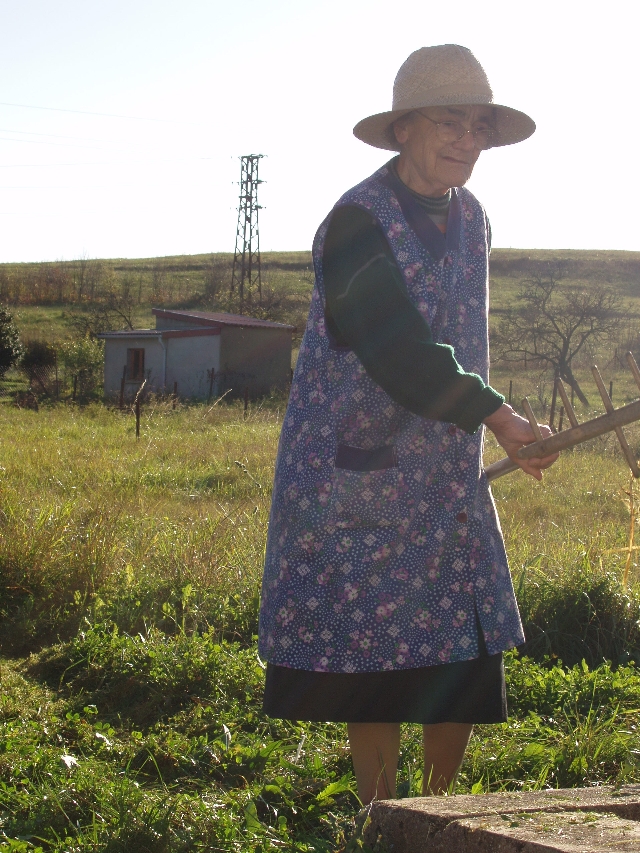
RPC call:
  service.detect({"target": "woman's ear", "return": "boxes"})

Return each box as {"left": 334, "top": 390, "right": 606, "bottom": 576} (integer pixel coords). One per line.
{"left": 392, "top": 115, "right": 411, "bottom": 146}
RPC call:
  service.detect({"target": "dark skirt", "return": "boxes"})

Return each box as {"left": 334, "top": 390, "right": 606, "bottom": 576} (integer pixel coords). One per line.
{"left": 262, "top": 650, "right": 507, "bottom": 724}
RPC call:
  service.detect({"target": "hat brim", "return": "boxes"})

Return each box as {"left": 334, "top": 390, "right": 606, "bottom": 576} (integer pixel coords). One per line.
{"left": 353, "top": 103, "right": 536, "bottom": 151}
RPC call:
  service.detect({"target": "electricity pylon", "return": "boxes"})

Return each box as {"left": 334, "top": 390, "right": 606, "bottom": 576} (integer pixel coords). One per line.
{"left": 230, "top": 154, "right": 263, "bottom": 314}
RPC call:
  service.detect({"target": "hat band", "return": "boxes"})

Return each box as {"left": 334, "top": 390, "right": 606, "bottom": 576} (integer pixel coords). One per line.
{"left": 393, "top": 82, "right": 493, "bottom": 112}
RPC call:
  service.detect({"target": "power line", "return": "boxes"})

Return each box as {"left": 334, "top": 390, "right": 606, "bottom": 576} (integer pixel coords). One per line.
{"left": 0, "top": 126, "right": 116, "bottom": 143}
{"left": 0, "top": 156, "right": 214, "bottom": 168}
{"left": 0, "top": 135, "right": 107, "bottom": 150}
{"left": 0, "top": 100, "right": 202, "bottom": 126}
{"left": 0, "top": 182, "right": 216, "bottom": 189}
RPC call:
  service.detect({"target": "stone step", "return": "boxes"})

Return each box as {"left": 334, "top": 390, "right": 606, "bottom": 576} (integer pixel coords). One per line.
{"left": 362, "top": 785, "right": 640, "bottom": 852}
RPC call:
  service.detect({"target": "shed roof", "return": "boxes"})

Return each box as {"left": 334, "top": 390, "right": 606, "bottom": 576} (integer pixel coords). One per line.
{"left": 96, "top": 328, "right": 220, "bottom": 339}
{"left": 152, "top": 308, "right": 294, "bottom": 331}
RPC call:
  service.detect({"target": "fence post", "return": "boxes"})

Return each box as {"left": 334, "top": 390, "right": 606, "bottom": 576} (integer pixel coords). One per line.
{"left": 208, "top": 368, "right": 215, "bottom": 403}
{"left": 119, "top": 366, "right": 126, "bottom": 410}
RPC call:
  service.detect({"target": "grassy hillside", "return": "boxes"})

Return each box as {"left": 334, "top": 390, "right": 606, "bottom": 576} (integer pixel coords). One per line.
{"left": 0, "top": 251, "right": 314, "bottom": 343}
{"left": 2, "top": 247, "right": 639, "bottom": 342}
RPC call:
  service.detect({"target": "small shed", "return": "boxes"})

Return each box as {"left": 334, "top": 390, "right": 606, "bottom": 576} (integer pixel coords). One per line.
{"left": 98, "top": 309, "right": 294, "bottom": 400}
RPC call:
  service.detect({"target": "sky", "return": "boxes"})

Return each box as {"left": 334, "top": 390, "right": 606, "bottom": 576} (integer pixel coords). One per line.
{"left": 0, "top": 0, "right": 638, "bottom": 262}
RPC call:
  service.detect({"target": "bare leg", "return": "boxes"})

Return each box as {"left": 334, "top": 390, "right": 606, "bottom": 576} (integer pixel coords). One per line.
{"left": 347, "top": 723, "right": 401, "bottom": 803}
{"left": 422, "top": 723, "right": 473, "bottom": 795}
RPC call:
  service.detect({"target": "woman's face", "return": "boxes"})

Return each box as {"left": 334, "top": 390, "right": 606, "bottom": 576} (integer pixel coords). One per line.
{"left": 393, "top": 105, "right": 494, "bottom": 197}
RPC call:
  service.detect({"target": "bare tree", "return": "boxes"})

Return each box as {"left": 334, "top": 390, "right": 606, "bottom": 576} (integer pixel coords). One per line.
{"left": 494, "top": 267, "right": 623, "bottom": 405}
{"left": 72, "top": 252, "right": 91, "bottom": 302}
{"left": 65, "top": 292, "right": 136, "bottom": 338}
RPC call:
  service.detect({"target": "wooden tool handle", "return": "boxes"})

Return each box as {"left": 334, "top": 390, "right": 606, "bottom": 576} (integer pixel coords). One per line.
{"left": 484, "top": 457, "right": 519, "bottom": 482}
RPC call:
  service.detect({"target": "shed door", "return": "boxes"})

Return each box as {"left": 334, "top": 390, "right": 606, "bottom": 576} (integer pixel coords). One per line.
{"left": 127, "top": 348, "right": 145, "bottom": 380}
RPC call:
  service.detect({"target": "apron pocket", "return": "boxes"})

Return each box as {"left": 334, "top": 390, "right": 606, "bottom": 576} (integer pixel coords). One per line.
{"left": 329, "top": 444, "right": 405, "bottom": 529}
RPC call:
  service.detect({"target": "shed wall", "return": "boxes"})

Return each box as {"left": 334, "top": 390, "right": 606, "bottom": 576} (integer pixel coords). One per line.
{"left": 103, "top": 337, "right": 165, "bottom": 397}
{"left": 165, "top": 335, "right": 221, "bottom": 398}
{"left": 219, "top": 327, "right": 292, "bottom": 396}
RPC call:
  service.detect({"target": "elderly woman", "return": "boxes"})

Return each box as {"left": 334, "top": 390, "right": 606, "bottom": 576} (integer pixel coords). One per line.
{"left": 258, "top": 44, "right": 557, "bottom": 803}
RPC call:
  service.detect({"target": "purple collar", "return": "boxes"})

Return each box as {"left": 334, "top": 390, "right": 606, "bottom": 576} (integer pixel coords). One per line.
{"left": 380, "top": 161, "right": 461, "bottom": 262}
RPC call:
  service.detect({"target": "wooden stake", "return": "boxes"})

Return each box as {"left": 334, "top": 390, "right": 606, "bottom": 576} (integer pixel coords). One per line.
{"left": 555, "top": 377, "right": 579, "bottom": 427}
{"left": 133, "top": 379, "right": 146, "bottom": 441}
{"left": 624, "top": 476, "right": 635, "bottom": 588}
{"left": 548, "top": 370, "right": 559, "bottom": 431}
{"left": 626, "top": 351, "right": 640, "bottom": 392}
{"left": 521, "top": 397, "right": 543, "bottom": 441}
{"left": 592, "top": 364, "right": 639, "bottom": 477}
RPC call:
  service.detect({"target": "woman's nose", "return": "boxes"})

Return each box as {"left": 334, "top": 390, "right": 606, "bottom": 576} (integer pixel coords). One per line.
{"left": 454, "top": 129, "right": 477, "bottom": 151}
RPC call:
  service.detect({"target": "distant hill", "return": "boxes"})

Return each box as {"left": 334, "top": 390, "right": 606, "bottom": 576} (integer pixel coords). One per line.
{"left": 2, "top": 248, "right": 639, "bottom": 342}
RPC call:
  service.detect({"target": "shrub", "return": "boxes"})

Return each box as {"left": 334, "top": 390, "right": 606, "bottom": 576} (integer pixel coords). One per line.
{"left": 516, "top": 558, "right": 640, "bottom": 667}
{"left": 59, "top": 336, "right": 104, "bottom": 395}
{"left": 0, "top": 305, "right": 22, "bottom": 376}
{"left": 20, "top": 339, "right": 57, "bottom": 380}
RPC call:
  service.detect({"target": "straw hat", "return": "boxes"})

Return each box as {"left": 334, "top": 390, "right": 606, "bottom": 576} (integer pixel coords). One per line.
{"left": 353, "top": 44, "right": 535, "bottom": 151}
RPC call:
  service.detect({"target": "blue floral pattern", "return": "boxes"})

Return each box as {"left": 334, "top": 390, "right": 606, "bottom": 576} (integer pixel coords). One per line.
{"left": 258, "top": 162, "right": 524, "bottom": 673}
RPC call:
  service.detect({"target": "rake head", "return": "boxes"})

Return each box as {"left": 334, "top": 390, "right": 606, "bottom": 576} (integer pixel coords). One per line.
{"left": 485, "top": 352, "right": 640, "bottom": 483}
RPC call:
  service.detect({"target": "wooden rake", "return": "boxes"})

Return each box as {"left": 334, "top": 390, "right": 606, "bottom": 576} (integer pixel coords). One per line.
{"left": 484, "top": 352, "right": 640, "bottom": 483}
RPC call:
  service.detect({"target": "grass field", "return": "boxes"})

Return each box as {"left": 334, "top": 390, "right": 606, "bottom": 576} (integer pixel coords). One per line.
{"left": 2, "top": 247, "right": 640, "bottom": 849}
{"left": 2, "top": 398, "right": 640, "bottom": 851}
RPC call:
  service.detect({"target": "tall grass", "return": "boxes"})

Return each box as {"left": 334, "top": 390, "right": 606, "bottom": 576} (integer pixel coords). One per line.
{"left": 2, "top": 401, "right": 640, "bottom": 850}
{"left": 0, "top": 399, "right": 278, "bottom": 651}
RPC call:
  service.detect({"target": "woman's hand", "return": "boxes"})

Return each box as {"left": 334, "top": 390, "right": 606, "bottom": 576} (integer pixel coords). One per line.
{"left": 483, "top": 403, "right": 559, "bottom": 481}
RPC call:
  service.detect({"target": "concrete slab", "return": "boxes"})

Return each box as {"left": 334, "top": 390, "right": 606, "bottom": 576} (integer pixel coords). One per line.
{"left": 444, "top": 812, "right": 640, "bottom": 852}
{"left": 363, "top": 785, "right": 640, "bottom": 852}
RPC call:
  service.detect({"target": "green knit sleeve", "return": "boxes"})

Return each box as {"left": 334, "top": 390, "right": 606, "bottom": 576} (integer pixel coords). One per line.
{"left": 323, "top": 205, "right": 504, "bottom": 434}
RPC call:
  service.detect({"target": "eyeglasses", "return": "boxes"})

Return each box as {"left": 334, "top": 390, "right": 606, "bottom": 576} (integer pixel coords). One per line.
{"left": 416, "top": 111, "right": 498, "bottom": 150}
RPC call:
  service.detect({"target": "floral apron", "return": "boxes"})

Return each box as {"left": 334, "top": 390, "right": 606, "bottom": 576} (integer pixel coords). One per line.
{"left": 258, "top": 161, "right": 524, "bottom": 673}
